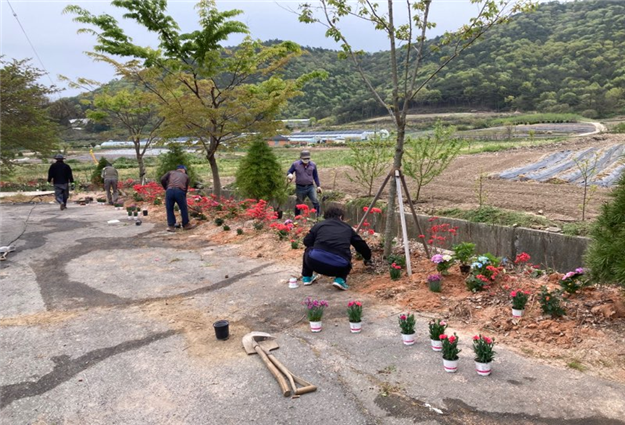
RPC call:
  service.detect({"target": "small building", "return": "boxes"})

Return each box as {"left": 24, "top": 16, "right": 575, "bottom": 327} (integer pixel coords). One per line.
{"left": 286, "top": 129, "right": 389, "bottom": 144}
{"left": 267, "top": 135, "right": 291, "bottom": 147}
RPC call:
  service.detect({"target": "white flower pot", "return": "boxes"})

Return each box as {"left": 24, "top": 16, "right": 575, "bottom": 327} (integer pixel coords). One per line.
{"left": 443, "top": 359, "right": 459, "bottom": 373}
{"left": 402, "top": 333, "right": 416, "bottom": 346}
{"left": 288, "top": 278, "right": 298, "bottom": 289}
{"left": 475, "top": 361, "right": 492, "bottom": 376}
{"left": 309, "top": 321, "right": 322, "bottom": 333}
{"left": 349, "top": 322, "right": 362, "bottom": 333}
{"left": 430, "top": 339, "right": 443, "bottom": 352}
{"left": 512, "top": 308, "right": 525, "bottom": 318}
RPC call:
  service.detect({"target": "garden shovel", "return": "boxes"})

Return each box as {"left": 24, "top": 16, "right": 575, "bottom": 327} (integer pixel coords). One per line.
{"left": 242, "top": 332, "right": 317, "bottom": 396}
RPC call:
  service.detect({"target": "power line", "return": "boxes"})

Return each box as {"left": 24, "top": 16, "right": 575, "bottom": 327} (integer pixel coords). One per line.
{"left": 6, "top": 0, "right": 57, "bottom": 88}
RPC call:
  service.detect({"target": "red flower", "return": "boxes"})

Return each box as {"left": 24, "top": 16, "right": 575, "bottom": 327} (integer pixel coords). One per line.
{"left": 439, "top": 334, "right": 447, "bottom": 340}
{"left": 400, "top": 314, "right": 407, "bottom": 321}
{"left": 484, "top": 337, "right": 493, "bottom": 344}
{"left": 448, "top": 335, "right": 457, "bottom": 344}
{"left": 428, "top": 239, "right": 434, "bottom": 244}
{"left": 473, "top": 335, "right": 480, "bottom": 341}
{"left": 294, "top": 215, "right": 303, "bottom": 220}
{"left": 418, "top": 234, "right": 425, "bottom": 238}
{"left": 363, "top": 206, "right": 369, "bottom": 212}
{"left": 348, "top": 301, "right": 354, "bottom": 307}
{"left": 367, "top": 229, "right": 375, "bottom": 235}
{"left": 296, "top": 204, "right": 309, "bottom": 210}
{"left": 371, "top": 207, "right": 382, "bottom": 214}
{"left": 356, "top": 301, "right": 362, "bottom": 306}
{"left": 510, "top": 291, "right": 517, "bottom": 297}
{"left": 310, "top": 208, "right": 317, "bottom": 213}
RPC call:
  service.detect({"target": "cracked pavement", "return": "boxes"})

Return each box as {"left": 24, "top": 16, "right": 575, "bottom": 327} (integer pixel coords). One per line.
{"left": 1, "top": 202, "right": 624, "bottom": 424}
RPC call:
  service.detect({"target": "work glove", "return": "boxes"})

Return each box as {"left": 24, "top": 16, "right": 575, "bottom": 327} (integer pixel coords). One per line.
{"left": 364, "top": 258, "right": 373, "bottom": 267}
{"left": 70, "top": 183, "right": 75, "bottom": 191}
{"left": 317, "top": 187, "right": 322, "bottom": 194}
{"left": 287, "top": 173, "right": 294, "bottom": 182}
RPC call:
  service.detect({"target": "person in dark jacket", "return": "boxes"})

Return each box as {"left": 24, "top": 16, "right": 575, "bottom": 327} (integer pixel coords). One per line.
{"left": 47, "top": 154, "right": 74, "bottom": 210}
{"left": 160, "top": 165, "right": 196, "bottom": 232}
{"left": 301, "top": 206, "right": 372, "bottom": 290}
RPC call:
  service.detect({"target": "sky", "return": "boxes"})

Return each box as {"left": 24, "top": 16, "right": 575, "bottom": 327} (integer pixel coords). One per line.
{"left": 1, "top": 0, "right": 542, "bottom": 97}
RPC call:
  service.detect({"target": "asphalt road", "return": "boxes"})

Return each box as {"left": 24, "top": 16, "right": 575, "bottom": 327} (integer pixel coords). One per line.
{"left": 1, "top": 202, "right": 624, "bottom": 424}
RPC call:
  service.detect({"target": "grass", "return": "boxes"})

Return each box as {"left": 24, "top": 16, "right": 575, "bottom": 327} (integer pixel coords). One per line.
{"left": 488, "top": 113, "right": 583, "bottom": 126}
{"left": 439, "top": 206, "right": 552, "bottom": 228}
{"left": 566, "top": 360, "right": 587, "bottom": 372}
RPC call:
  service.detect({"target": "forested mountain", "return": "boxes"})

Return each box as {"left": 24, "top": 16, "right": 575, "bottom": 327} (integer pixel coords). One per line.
{"left": 281, "top": 0, "right": 625, "bottom": 123}
{"left": 58, "top": 0, "right": 624, "bottom": 129}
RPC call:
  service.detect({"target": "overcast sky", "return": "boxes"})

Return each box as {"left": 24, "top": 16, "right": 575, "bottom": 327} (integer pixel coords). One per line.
{"left": 1, "top": 0, "right": 552, "bottom": 97}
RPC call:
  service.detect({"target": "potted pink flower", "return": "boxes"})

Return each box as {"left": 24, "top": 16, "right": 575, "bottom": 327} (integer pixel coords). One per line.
{"left": 347, "top": 300, "right": 363, "bottom": 333}
{"left": 510, "top": 290, "right": 530, "bottom": 317}
{"left": 398, "top": 313, "right": 416, "bottom": 345}
{"left": 473, "top": 334, "right": 496, "bottom": 376}
{"left": 441, "top": 333, "right": 461, "bottom": 373}
{"left": 303, "top": 297, "right": 328, "bottom": 333}
{"left": 428, "top": 319, "right": 448, "bottom": 351}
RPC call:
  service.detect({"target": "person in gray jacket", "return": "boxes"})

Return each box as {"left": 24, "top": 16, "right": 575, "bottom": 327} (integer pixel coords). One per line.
{"left": 101, "top": 162, "right": 119, "bottom": 205}
{"left": 287, "top": 150, "right": 321, "bottom": 216}
{"left": 160, "top": 165, "right": 196, "bottom": 232}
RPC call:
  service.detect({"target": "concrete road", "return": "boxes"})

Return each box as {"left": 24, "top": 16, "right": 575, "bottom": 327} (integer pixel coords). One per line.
{"left": 1, "top": 203, "right": 624, "bottom": 424}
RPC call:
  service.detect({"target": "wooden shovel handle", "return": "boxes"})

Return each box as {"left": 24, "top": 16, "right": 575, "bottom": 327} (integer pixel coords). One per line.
{"left": 266, "top": 353, "right": 317, "bottom": 396}
{"left": 255, "top": 345, "right": 291, "bottom": 397}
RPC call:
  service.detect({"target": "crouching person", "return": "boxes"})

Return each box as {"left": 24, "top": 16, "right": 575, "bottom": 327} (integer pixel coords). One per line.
{"left": 302, "top": 206, "right": 372, "bottom": 290}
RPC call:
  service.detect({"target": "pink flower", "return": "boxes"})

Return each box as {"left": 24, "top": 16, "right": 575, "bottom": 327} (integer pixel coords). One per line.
{"left": 473, "top": 335, "right": 480, "bottom": 340}
{"left": 356, "top": 301, "right": 362, "bottom": 307}
{"left": 439, "top": 334, "right": 447, "bottom": 340}
{"left": 363, "top": 206, "right": 369, "bottom": 212}
{"left": 348, "top": 301, "right": 354, "bottom": 307}
{"left": 448, "top": 335, "right": 457, "bottom": 344}
{"left": 484, "top": 337, "right": 493, "bottom": 344}
{"left": 400, "top": 314, "right": 407, "bottom": 321}
{"left": 368, "top": 229, "right": 375, "bottom": 235}
{"left": 371, "top": 207, "right": 382, "bottom": 214}
{"left": 418, "top": 234, "right": 425, "bottom": 238}
{"left": 510, "top": 291, "right": 517, "bottom": 297}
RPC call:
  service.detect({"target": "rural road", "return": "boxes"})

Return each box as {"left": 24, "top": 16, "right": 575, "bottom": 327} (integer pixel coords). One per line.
{"left": 1, "top": 203, "right": 624, "bottom": 424}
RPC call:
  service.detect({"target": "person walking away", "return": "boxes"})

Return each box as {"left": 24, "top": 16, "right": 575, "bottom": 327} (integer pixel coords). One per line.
{"left": 287, "top": 150, "right": 321, "bottom": 216}
{"left": 160, "top": 165, "right": 196, "bottom": 232}
{"left": 101, "top": 161, "right": 119, "bottom": 205}
{"left": 301, "top": 206, "right": 373, "bottom": 291}
{"left": 47, "top": 154, "right": 74, "bottom": 210}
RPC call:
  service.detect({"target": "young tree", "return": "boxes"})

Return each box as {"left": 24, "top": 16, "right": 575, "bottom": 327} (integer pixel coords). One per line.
{"left": 0, "top": 58, "right": 60, "bottom": 168}
{"left": 65, "top": 0, "right": 319, "bottom": 196}
{"left": 585, "top": 172, "right": 625, "bottom": 287}
{"left": 86, "top": 88, "right": 164, "bottom": 184}
{"left": 235, "top": 138, "right": 287, "bottom": 204}
{"left": 402, "top": 122, "right": 463, "bottom": 202}
{"left": 299, "top": 0, "right": 535, "bottom": 256}
{"left": 346, "top": 138, "right": 393, "bottom": 197}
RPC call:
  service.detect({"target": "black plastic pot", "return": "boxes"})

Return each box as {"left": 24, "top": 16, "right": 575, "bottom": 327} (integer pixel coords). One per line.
{"left": 213, "top": 320, "right": 230, "bottom": 340}
{"left": 460, "top": 264, "right": 471, "bottom": 274}
{"left": 142, "top": 209, "right": 148, "bottom": 216}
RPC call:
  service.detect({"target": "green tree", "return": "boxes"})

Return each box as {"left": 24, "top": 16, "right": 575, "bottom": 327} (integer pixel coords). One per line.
{"left": 403, "top": 122, "right": 464, "bottom": 202}
{"left": 585, "top": 172, "right": 625, "bottom": 287}
{"left": 65, "top": 0, "right": 319, "bottom": 196}
{"left": 155, "top": 143, "right": 198, "bottom": 186}
{"left": 299, "top": 0, "right": 534, "bottom": 256}
{"left": 346, "top": 138, "right": 393, "bottom": 197}
{"left": 91, "top": 157, "right": 109, "bottom": 186}
{"left": 235, "top": 138, "right": 287, "bottom": 204}
{"left": 86, "top": 88, "right": 164, "bottom": 184}
{"left": 0, "top": 58, "right": 60, "bottom": 168}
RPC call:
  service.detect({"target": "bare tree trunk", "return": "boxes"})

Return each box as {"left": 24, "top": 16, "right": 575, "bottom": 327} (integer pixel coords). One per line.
{"left": 383, "top": 126, "right": 406, "bottom": 257}
{"left": 208, "top": 153, "right": 221, "bottom": 197}
{"left": 134, "top": 139, "right": 146, "bottom": 184}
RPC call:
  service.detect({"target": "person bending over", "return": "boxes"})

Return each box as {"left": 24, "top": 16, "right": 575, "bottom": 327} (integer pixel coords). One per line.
{"left": 301, "top": 206, "right": 372, "bottom": 291}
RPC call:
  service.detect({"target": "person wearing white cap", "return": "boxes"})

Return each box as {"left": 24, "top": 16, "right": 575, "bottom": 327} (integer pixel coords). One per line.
{"left": 47, "top": 154, "right": 74, "bottom": 210}
{"left": 287, "top": 150, "right": 321, "bottom": 216}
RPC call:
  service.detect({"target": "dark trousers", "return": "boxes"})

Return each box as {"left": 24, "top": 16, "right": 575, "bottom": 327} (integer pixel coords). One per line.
{"left": 295, "top": 184, "right": 320, "bottom": 216}
{"left": 54, "top": 183, "right": 69, "bottom": 205}
{"left": 302, "top": 249, "right": 351, "bottom": 281}
{"left": 165, "top": 188, "right": 189, "bottom": 227}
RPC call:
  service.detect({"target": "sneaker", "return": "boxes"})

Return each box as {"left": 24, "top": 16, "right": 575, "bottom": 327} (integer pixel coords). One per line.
{"left": 167, "top": 226, "right": 176, "bottom": 232}
{"left": 302, "top": 274, "right": 319, "bottom": 286}
{"left": 332, "top": 277, "right": 349, "bottom": 291}
{"left": 183, "top": 223, "right": 196, "bottom": 231}
{"left": 60, "top": 204, "right": 66, "bottom": 211}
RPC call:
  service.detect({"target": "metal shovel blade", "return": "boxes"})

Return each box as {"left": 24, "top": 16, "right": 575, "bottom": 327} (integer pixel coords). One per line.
{"left": 242, "top": 331, "right": 280, "bottom": 355}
